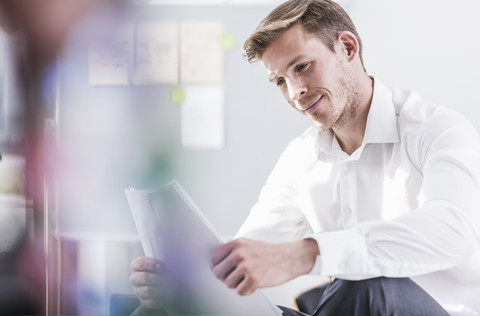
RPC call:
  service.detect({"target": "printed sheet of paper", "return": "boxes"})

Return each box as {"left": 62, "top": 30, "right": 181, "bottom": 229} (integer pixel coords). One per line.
{"left": 180, "top": 21, "right": 223, "bottom": 83}
{"left": 88, "top": 23, "right": 133, "bottom": 85}
{"left": 125, "top": 180, "right": 282, "bottom": 316}
{"left": 133, "top": 21, "right": 179, "bottom": 85}
{"left": 181, "top": 85, "right": 225, "bottom": 149}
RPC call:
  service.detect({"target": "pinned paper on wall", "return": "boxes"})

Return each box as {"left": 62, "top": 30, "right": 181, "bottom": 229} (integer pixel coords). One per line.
{"left": 88, "top": 23, "right": 133, "bottom": 85}
{"left": 180, "top": 21, "right": 224, "bottom": 84}
{"left": 181, "top": 85, "right": 224, "bottom": 149}
{"left": 133, "top": 21, "right": 179, "bottom": 85}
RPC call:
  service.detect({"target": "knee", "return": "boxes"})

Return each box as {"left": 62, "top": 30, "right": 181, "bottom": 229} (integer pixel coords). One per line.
{"left": 318, "top": 277, "right": 449, "bottom": 316}
{"left": 333, "top": 276, "right": 408, "bottom": 294}
{"left": 325, "top": 277, "right": 419, "bottom": 304}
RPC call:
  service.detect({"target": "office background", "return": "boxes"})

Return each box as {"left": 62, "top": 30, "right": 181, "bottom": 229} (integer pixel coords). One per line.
{"left": 53, "top": 0, "right": 480, "bottom": 313}
{"left": 1, "top": 0, "right": 480, "bottom": 314}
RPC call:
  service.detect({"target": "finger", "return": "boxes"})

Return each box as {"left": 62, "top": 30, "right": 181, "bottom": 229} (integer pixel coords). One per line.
{"left": 139, "top": 297, "right": 164, "bottom": 310}
{"left": 211, "top": 250, "right": 240, "bottom": 281}
{"left": 130, "top": 270, "right": 164, "bottom": 286}
{"left": 236, "top": 275, "right": 257, "bottom": 296}
{"left": 131, "top": 256, "right": 164, "bottom": 272}
{"left": 210, "top": 242, "right": 235, "bottom": 268}
{"left": 223, "top": 265, "right": 245, "bottom": 289}
{"left": 134, "top": 280, "right": 181, "bottom": 309}
{"left": 134, "top": 284, "right": 173, "bottom": 301}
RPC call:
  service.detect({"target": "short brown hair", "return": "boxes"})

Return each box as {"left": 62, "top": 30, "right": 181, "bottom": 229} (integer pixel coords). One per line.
{"left": 243, "top": 0, "right": 364, "bottom": 68}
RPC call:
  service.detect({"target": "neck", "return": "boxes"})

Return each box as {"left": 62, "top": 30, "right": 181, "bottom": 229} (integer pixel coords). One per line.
{"left": 332, "top": 74, "right": 374, "bottom": 155}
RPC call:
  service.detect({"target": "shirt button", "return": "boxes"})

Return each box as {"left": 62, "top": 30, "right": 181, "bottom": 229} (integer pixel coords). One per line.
{"left": 345, "top": 207, "right": 353, "bottom": 215}
{"left": 344, "top": 161, "right": 353, "bottom": 167}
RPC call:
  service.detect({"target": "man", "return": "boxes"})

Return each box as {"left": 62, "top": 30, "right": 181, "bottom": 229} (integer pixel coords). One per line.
{"left": 131, "top": 0, "right": 480, "bottom": 315}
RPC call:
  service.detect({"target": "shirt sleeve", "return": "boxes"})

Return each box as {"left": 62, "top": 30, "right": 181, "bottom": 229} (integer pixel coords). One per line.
{"left": 235, "top": 137, "right": 314, "bottom": 243}
{"left": 312, "top": 113, "right": 480, "bottom": 279}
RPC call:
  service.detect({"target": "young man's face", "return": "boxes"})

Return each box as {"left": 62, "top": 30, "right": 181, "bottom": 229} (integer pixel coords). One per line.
{"left": 262, "top": 23, "right": 358, "bottom": 131}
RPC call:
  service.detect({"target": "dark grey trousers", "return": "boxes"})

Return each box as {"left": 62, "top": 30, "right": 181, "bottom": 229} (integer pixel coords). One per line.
{"left": 280, "top": 277, "right": 449, "bottom": 316}
{"left": 130, "top": 277, "right": 449, "bottom": 316}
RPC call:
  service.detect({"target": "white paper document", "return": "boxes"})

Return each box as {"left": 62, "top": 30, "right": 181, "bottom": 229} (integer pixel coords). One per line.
{"left": 125, "top": 180, "right": 282, "bottom": 316}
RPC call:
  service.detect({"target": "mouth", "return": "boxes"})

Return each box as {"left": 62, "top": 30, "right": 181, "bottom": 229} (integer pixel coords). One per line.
{"left": 301, "top": 95, "right": 323, "bottom": 114}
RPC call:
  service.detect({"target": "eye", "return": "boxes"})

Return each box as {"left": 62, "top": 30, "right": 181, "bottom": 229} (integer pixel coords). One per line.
{"left": 296, "top": 63, "right": 310, "bottom": 72}
{"left": 276, "top": 77, "right": 285, "bottom": 87}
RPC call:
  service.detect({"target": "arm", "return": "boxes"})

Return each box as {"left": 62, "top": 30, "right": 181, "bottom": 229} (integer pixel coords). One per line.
{"left": 210, "top": 237, "right": 319, "bottom": 295}
{"left": 210, "top": 130, "right": 320, "bottom": 295}
{"left": 314, "top": 113, "right": 480, "bottom": 279}
{"left": 235, "top": 129, "right": 317, "bottom": 243}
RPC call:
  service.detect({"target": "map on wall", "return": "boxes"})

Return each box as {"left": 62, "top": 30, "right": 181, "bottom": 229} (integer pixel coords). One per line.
{"left": 133, "top": 21, "right": 179, "bottom": 84}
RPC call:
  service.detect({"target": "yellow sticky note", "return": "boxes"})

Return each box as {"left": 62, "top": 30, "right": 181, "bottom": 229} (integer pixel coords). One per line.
{"left": 219, "top": 33, "right": 235, "bottom": 51}
{"left": 171, "top": 87, "right": 186, "bottom": 104}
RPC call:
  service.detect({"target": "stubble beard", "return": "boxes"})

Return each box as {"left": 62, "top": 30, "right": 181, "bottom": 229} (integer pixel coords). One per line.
{"left": 334, "top": 71, "right": 360, "bottom": 129}
{"left": 308, "top": 78, "right": 359, "bottom": 132}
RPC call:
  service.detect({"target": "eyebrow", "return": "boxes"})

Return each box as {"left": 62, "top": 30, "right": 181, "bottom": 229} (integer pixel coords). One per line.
{"left": 268, "top": 55, "right": 307, "bottom": 83}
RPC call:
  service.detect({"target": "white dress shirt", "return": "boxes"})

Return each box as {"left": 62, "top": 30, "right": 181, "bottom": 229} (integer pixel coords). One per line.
{"left": 236, "top": 79, "right": 480, "bottom": 315}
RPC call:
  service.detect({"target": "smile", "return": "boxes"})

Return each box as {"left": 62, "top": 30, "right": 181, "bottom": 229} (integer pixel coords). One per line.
{"left": 302, "top": 95, "right": 323, "bottom": 114}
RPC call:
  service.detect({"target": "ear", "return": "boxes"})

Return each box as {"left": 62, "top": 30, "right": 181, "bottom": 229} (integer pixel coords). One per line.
{"left": 336, "top": 31, "right": 359, "bottom": 62}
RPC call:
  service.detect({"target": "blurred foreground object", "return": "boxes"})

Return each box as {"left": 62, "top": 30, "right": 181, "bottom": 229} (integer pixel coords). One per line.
{"left": 0, "top": 0, "right": 121, "bottom": 72}
{"left": 0, "top": 0, "right": 125, "bottom": 314}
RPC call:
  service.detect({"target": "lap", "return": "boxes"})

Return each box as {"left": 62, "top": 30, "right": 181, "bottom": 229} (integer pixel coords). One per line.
{"left": 279, "top": 277, "right": 449, "bottom": 316}
{"left": 131, "top": 277, "right": 449, "bottom": 316}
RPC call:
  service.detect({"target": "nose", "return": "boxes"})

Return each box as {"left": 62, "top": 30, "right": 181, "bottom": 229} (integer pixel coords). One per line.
{"left": 287, "top": 77, "right": 308, "bottom": 101}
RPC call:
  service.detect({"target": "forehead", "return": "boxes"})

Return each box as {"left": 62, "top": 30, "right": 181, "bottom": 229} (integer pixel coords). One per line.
{"left": 262, "top": 24, "right": 330, "bottom": 78}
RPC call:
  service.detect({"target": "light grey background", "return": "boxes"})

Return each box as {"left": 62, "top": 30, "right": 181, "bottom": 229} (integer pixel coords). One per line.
{"left": 58, "top": 4, "right": 311, "bottom": 237}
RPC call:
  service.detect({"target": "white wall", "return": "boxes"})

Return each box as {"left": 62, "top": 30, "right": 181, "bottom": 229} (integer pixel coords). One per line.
{"left": 351, "top": 0, "right": 480, "bottom": 129}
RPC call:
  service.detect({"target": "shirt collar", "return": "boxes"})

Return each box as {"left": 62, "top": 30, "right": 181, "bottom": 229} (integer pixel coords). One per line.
{"left": 363, "top": 78, "right": 400, "bottom": 145}
{"left": 315, "top": 78, "right": 400, "bottom": 160}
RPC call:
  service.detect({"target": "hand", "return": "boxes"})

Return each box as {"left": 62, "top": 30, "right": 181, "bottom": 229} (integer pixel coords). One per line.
{"left": 210, "top": 238, "right": 319, "bottom": 296}
{"left": 130, "top": 256, "right": 179, "bottom": 310}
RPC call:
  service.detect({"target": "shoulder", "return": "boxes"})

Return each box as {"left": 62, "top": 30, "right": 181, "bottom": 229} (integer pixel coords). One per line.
{"left": 270, "top": 126, "right": 319, "bottom": 176}
{"left": 391, "top": 87, "right": 456, "bottom": 123}
{"left": 390, "top": 87, "right": 475, "bottom": 135}
{"left": 390, "top": 87, "right": 480, "bottom": 163}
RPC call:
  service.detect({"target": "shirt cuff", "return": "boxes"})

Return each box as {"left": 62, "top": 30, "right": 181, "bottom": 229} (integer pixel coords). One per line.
{"left": 308, "top": 229, "right": 368, "bottom": 277}
{"left": 308, "top": 254, "right": 323, "bottom": 274}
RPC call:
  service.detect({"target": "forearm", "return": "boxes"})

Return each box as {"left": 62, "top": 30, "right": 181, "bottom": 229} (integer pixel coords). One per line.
{"left": 310, "top": 206, "right": 480, "bottom": 279}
